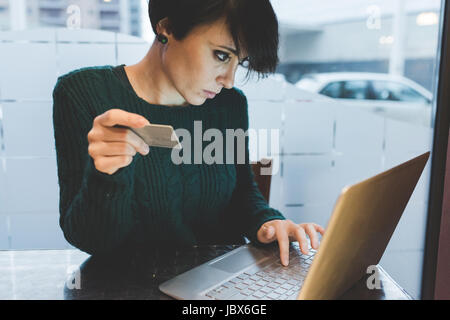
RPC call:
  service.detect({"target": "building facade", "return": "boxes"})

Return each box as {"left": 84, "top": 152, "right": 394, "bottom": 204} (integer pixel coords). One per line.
{"left": 0, "top": 0, "right": 143, "bottom": 36}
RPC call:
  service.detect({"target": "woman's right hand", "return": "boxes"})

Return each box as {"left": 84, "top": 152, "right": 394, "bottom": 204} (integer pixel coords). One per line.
{"left": 87, "top": 109, "right": 151, "bottom": 175}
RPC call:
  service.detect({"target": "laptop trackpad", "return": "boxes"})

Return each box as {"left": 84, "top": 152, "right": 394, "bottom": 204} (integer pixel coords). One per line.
{"left": 209, "top": 247, "right": 268, "bottom": 274}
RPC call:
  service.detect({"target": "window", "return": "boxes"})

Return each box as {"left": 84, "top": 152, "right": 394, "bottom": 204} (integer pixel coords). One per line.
{"left": 341, "top": 80, "right": 370, "bottom": 99}
{"left": 320, "top": 81, "right": 342, "bottom": 99}
{"left": 1, "top": 0, "right": 145, "bottom": 37}
{"left": 371, "top": 81, "right": 429, "bottom": 104}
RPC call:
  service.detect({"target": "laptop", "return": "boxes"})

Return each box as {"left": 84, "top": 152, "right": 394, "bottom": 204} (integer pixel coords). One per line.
{"left": 159, "top": 152, "right": 430, "bottom": 300}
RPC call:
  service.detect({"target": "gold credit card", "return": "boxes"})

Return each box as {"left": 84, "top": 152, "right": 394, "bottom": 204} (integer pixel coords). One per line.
{"left": 116, "top": 124, "right": 182, "bottom": 149}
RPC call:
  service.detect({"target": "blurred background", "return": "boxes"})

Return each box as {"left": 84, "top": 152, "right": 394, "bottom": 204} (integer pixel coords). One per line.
{"left": 0, "top": 0, "right": 445, "bottom": 299}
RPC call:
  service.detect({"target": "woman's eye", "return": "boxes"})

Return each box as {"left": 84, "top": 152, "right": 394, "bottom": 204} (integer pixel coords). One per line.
{"left": 214, "top": 51, "right": 230, "bottom": 63}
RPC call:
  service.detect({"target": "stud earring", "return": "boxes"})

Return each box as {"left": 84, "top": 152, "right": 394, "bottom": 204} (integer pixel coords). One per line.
{"left": 157, "top": 34, "right": 168, "bottom": 44}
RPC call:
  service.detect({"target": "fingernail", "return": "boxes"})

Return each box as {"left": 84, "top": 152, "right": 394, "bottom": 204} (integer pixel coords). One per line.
{"left": 143, "top": 145, "right": 150, "bottom": 154}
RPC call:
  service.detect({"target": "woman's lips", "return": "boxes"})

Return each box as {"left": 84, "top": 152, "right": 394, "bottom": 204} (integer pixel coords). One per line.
{"left": 203, "top": 90, "right": 217, "bottom": 99}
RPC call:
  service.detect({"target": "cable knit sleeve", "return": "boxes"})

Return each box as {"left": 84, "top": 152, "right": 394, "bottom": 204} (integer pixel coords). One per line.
{"left": 52, "top": 75, "right": 140, "bottom": 256}
{"left": 228, "top": 88, "right": 286, "bottom": 245}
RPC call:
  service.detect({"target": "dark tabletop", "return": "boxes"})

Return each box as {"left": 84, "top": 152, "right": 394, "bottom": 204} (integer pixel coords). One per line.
{"left": 0, "top": 245, "right": 412, "bottom": 300}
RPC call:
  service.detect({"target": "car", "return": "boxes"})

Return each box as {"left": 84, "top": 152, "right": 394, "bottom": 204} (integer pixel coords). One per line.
{"left": 295, "top": 72, "right": 433, "bottom": 126}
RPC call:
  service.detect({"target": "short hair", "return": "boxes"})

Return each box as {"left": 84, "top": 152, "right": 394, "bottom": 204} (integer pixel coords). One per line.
{"left": 148, "top": 0, "right": 279, "bottom": 80}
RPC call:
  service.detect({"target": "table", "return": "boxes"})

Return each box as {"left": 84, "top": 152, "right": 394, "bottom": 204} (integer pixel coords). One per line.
{"left": 0, "top": 245, "right": 413, "bottom": 300}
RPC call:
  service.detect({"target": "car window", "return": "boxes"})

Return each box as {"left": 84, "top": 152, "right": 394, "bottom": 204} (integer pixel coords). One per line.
{"left": 340, "top": 80, "right": 370, "bottom": 99}
{"left": 320, "top": 81, "right": 342, "bottom": 98}
{"left": 371, "top": 81, "right": 429, "bottom": 103}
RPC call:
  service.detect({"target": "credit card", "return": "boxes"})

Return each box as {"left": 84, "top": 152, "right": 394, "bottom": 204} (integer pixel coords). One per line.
{"left": 116, "top": 124, "right": 182, "bottom": 149}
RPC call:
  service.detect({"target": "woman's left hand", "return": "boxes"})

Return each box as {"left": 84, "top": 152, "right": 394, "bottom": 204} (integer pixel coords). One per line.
{"left": 256, "top": 219, "right": 325, "bottom": 266}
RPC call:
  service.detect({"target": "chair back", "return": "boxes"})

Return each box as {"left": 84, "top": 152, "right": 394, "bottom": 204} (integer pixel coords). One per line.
{"left": 251, "top": 158, "right": 273, "bottom": 203}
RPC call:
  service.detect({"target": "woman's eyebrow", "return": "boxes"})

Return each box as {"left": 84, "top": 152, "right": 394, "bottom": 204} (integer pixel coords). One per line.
{"left": 217, "top": 45, "right": 238, "bottom": 56}
{"left": 209, "top": 41, "right": 240, "bottom": 55}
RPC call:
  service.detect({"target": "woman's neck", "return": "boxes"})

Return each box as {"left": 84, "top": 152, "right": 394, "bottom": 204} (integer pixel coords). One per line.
{"left": 124, "top": 45, "right": 188, "bottom": 107}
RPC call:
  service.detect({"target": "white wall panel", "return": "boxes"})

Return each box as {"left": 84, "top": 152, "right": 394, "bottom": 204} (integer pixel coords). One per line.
{"left": 281, "top": 202, "right": 335, "bottom": 228}
{"left": 283, "top": 101, "right": 335, "bottom": 153}
{"left": 8, "top": 213, "right": 66, "bottom": 249}
{"left": 282, "top": 155, "right": 340, "bottom": 205}
{"left": 384, "top": 118, "right": 433, "bottom": 155}
{"left": 117, "top": 42, "right": 150, "bottom": 66}
{"left": 0, "top": 43, "right": 57, "bottom": 101}
{"left": 0, "top": 162, "right": 6, "bottom": 214}
{"left": 268, "top": 161, "right": 284, "bottom": 211}
{"left": 2, "top": 102, "right": 55, "bottom": 158}
{"left": 0, "top": 215, "right": 8, "bottom": 249}
{"left": 3, "top": 158, "right": 59, "bottom": 213}
{"left": 248, "top": 100, "right": 284, "bottom": 131}
{"left": 335, "top": 105, "right": 385, "bottom": 155}
{"left": 117, "top": 33, "right": 153, "bottom": 43}
{"left": 384, "top": 201, "right": 428, "bottom": 252}
{"left": 56, "top": 29, "right": 115, "bottom": 43}
{"left": 248, "top": 100, "right": 283, "bottom": 163}
{"left": 235, "top": 70, "right": 286, "bottom": 101}
{"left": 333, "top": 153, "right": 384, "bottom": 188}
{"left": 0, "top": 28, "right": 55, "bottom": 42}
{"left": 58, "top": 43, "right": 116, "bottom": 76}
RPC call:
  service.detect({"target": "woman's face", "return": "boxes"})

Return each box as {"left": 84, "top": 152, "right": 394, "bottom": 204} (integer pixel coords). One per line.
{"left": 160, "top": 17, "right": 248, "bottom": 106}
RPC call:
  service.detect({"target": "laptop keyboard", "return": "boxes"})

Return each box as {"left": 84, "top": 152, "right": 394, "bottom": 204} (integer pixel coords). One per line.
{"left": 204, "top": 243, "right": 316, "bottom": 300}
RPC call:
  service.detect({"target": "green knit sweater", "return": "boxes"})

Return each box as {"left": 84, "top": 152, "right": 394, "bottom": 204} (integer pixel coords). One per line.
{"left": 52, "top": 64, "right": 285, "bottom": 256}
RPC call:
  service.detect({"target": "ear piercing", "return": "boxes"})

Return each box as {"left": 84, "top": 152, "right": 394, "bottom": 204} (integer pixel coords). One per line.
{"left": 157, "top": 34, "right": 168, "bottom": 44}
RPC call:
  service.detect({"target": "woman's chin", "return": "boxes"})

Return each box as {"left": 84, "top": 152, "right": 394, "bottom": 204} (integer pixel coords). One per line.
{"left": 188, "top": 96, "right": 208, "bottom": 106}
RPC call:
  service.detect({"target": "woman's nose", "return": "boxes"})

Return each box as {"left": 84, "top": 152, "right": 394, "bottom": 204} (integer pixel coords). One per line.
{"left": 218, "top": 65, "right": 237, "bottom": 89}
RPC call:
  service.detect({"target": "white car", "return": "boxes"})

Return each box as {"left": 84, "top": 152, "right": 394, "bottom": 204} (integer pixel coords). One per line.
{"left": 295, "top": 72, "right": 433, "bottom": 126}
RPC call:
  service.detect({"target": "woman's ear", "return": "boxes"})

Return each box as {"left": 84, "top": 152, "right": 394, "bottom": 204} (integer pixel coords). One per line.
{"left": 157, "top": 17, "right": 172, "bottom": 36}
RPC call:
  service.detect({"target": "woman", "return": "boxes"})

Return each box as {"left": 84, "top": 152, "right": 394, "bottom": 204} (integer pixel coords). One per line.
{"left": 52, "top": 0, "right": 325, "bottom": 267}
